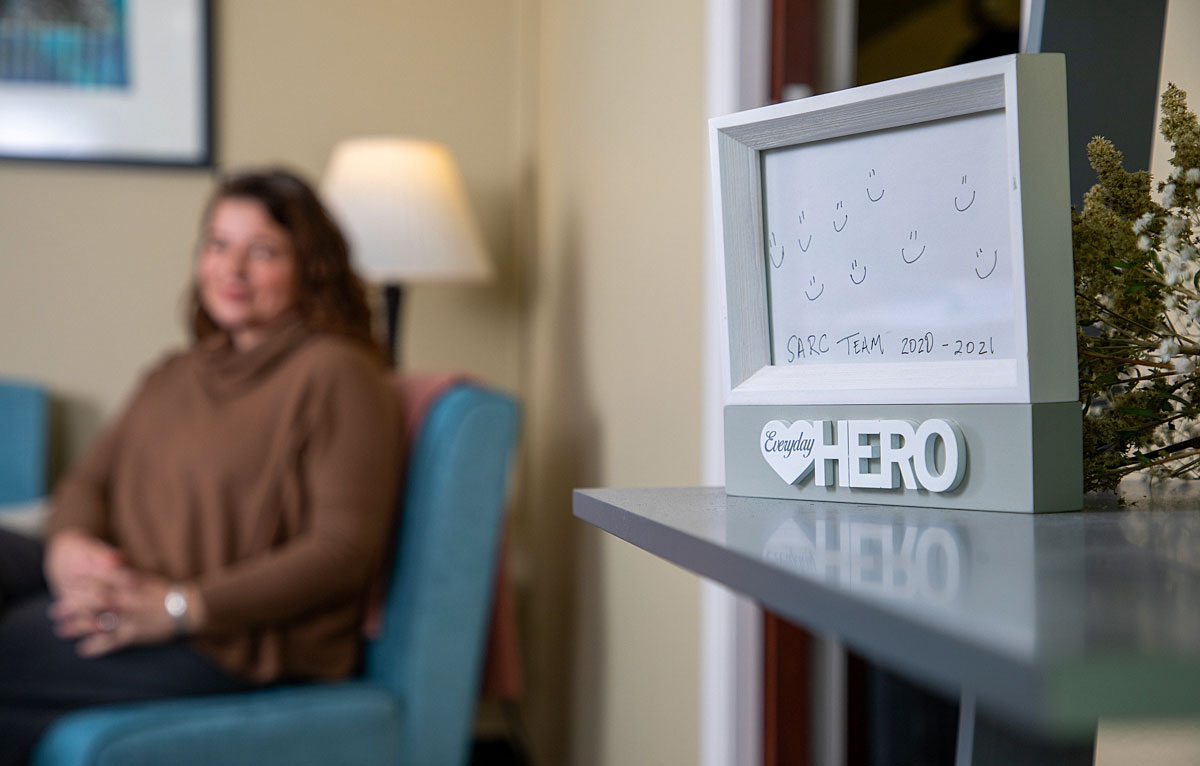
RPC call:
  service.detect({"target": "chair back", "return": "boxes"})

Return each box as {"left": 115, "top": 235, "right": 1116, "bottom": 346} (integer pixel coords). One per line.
{"left": 0, "top": 379, "right": 49, "bottom": 505}
{"left": 365, "top": 382, "right": 519, "bottom": 766}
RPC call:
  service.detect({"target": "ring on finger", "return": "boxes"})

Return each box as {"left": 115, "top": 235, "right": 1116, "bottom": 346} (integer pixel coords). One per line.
{"left": 96, "top": 611, "right": 119, "bottom": 633}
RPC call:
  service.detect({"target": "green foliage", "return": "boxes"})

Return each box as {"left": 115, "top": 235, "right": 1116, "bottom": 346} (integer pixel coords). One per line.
{"left": 1076, "top": 84, "right": 1200, "bottom": 492}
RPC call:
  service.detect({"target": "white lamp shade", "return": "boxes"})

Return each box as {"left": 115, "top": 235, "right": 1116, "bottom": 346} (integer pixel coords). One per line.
{"left": 321, "top": 137, "right": 493, "bottom": 283}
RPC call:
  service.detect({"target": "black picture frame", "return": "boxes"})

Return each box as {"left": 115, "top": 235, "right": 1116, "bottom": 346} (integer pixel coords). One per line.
{"left": 0, "top": 0, "right": 214, "bottom": 168}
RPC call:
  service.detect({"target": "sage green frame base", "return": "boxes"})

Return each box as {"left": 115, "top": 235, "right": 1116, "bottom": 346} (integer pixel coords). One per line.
{"left": 724, "top": 402, "right": 1082, "bottom": 513}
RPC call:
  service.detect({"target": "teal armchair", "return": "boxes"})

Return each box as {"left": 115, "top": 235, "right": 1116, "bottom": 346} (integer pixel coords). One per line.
{"left": 0, "top": 379, "right": 49, "bottom": 506}
{"left": 33, "top": 381, "right": 520, "bottom": 766}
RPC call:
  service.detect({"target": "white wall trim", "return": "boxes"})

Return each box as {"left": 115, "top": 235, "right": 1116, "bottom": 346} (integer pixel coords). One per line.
{"left": 701, "top": 2, "right": 768, "bottom": 765}
{"left": 821, "top": 0, "right": 857, "bottom": 92}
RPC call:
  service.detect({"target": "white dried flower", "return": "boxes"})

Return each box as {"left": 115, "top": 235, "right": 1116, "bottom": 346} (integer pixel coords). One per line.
{"left": 1174, "top": 356, "right": 1196, "bottom": 374}
{"left": 1138, "top": 234, "right": 1153, "bottom": 251}
{"left": 1165, "top": 215, "right": 1187, "bottom": 236}
{"left": 1163, "top": 183, "right": 1177, "bottom": 207}
{"left": 1133, "top": 211, "right": 1156, "bottom": 234}
{"left": 1188, "top": 168, "right": 1200, "bottom": 184}
{"left": 1158, "top": 338, "right": 1181, "bottom": 361}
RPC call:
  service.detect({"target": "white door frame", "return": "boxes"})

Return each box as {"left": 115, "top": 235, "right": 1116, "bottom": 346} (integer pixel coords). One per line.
{"left": 701, "top": 4, "right": 768, "bottom": 766}
{"left": 701, "top": 2, "right": 856, "bottom": 764}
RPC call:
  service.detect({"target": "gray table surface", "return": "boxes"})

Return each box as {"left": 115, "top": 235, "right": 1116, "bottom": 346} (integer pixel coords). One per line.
{"left": 573, "top": 482, "right": 1200, "bottom": 738}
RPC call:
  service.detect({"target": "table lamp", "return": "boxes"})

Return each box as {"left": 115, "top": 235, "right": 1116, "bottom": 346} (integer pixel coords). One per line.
{"left": 322, "top": 137, "right": 493, "bottom": 366}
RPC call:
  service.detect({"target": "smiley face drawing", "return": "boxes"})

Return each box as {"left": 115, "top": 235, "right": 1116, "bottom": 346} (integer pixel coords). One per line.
{"left": 833, "top": 201, "right": 847, "bottom": 233}
{"left": 768, "top": 232, "right": 785, "bottom": 269}
{"left": 805, "top": 275, "right": 825, "bottom": 301}
{"left": 901, "top": 230, "right": 925, "bottom": 264}
{"left": 974, "top": 248, "right": 998, "bottom": 279}
{"left": 866, "top": 169, "right": 885, "bottom": 203}
{"left": 849, "top": 259, "right": 866, "bottom": 285}
{"left": 797, "top": 211, "right": 812, "bottom": 252}
{"left": 954, "top": 175, "right": 976, "bottom": 212}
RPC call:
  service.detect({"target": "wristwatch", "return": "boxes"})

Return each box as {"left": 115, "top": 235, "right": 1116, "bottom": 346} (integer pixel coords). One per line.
{"left": 164, "top": 585, "right": 189, "bottom": 636}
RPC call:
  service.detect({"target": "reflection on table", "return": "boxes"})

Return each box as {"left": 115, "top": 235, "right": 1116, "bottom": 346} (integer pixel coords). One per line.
{"left": 574, "top": 482, "right": 1200, "bottom": 738}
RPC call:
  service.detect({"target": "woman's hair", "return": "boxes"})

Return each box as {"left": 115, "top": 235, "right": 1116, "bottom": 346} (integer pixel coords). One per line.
{"left": 189, "top": 167, "right": 382, "bottom": 359}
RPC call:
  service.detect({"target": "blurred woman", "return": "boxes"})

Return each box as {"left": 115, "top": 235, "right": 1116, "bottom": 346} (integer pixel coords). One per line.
{"left": 0, "top": 168, "right": 399, "bottom": 764}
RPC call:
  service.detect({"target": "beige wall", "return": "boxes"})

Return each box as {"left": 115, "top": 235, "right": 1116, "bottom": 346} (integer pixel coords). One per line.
{"left": 0, "top": 2, "right": 708, "bottom": 765}
{"left": 523, "top": 0, "right": 706, "bottom": 763}
{"left": 0, "top": 168, "right": 208, "bottom": 471}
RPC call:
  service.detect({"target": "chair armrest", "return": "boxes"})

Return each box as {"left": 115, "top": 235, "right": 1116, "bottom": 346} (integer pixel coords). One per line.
{"left": 33, "top": 682, "right": 402, "bottom": 766}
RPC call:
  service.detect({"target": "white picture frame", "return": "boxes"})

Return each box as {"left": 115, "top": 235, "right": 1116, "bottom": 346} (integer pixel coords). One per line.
{"left": 711, "top": 54, "right": 1082, "bottom": 512}
{"left": 711, "top": 54, "right": 1077, "bottom": 408}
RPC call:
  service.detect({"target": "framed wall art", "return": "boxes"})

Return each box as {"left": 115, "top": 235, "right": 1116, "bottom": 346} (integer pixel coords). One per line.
{"left": 0, "top": 0, "right": 212, "bottom": 167}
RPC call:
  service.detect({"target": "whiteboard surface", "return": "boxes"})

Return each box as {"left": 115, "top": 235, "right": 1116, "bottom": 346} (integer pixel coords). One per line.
{"left": 762, "top": 110, "right": 1015, "bottom": 368}
{"left": 711, "top": 53, "right": 1076, "bottom": 406}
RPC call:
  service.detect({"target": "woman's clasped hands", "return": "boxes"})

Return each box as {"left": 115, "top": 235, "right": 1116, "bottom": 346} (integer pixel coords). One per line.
{"left": 43, "top": 530, "right": 189, "bottom": 657}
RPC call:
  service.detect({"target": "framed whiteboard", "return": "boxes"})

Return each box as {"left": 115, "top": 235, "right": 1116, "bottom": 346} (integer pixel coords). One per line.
{"left": 711, "top": 54, "right": 1077, "bottom": 407}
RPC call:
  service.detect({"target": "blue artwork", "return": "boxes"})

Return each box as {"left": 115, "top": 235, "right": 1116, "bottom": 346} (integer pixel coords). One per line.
{"left": 0, "top": 0, "right": 129, "bottom": 88}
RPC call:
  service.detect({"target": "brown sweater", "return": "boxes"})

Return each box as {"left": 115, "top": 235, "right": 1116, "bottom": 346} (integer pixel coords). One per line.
{"left": 46, "top": 319, "right": 400, "bottom": 683}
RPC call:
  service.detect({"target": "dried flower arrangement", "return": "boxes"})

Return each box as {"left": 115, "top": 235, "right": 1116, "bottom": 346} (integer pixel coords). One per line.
{"left": 1074, "top": 84, "right": 1200, "bottom": 493}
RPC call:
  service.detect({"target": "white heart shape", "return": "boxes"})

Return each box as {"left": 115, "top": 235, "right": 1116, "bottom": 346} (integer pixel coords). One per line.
{"left": 761, "top": 420, "right": 817, "bottom": 484}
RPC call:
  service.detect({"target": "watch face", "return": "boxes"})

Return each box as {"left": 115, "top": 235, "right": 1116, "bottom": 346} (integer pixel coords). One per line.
{"left": 165, "top": 590, "right": 188, "bottom": 618}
